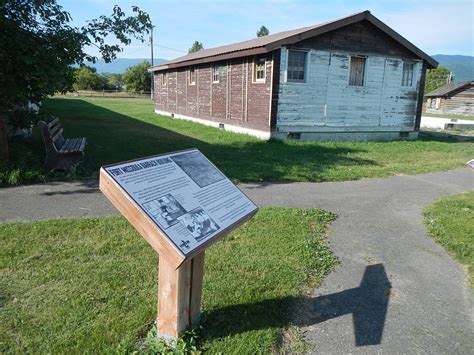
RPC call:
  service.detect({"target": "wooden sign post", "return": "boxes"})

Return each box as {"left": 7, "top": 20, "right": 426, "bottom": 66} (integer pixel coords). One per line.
{"left": 100, "top": 149, "right": 258, "bottom": 339}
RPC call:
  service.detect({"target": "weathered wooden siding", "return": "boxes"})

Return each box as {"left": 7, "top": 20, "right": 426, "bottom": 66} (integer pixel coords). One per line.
{"left": 276, "top": 48, "right": 422, "bottom": 131}
{"left": 292, "top": 20, "right": 416, "bottom": 59}
{"left": 425, "top": 97, "right": 445, "bottom": 114}
{"left": 444, "top": 86, "right": 474, "bottom": 115}
{"left": 276, "top": 19, "right": 424, "bottom": 134}
{"left": 277, "top": 49, "right": 329, "bottom": 126}
{"left": 154, "top": 55, "right": 272, "bottom": 132}
{"left": 380, "top": 58, "right": 422, "bottom": 126}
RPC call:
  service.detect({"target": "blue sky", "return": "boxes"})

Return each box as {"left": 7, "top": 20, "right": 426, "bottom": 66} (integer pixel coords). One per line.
{"left": 62, "top": 0, "right": 473, "bottom": 60}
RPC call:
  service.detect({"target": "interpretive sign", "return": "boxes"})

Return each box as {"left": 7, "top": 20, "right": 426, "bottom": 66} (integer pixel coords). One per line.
{"left": 102, "top": 148, "right": 257, "bottom": 258}
{"left": 99, "top": 149, "right": 258, "bottom": 339}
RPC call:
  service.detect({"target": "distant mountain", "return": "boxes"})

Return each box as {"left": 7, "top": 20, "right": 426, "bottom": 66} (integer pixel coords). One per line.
{"left": 86, "top": 58, "right": 167, "bottom": 74}
{"left": 86, "top": 55, "right": 473, "bottom": 81}
{"left": 432, "top": 55, "right": 474, "bottom": 82}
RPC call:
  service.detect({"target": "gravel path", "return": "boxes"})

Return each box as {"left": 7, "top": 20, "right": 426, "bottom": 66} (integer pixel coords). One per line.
{"left": 1, "top": 168, "right": 473, "bottom": 353}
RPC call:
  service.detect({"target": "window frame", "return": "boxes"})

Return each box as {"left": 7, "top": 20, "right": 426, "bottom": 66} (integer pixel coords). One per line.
{"left": 253, "top": 56, "right": 266, "bottom": 83}
{"left": 161, "top": 72, "right": 167, "bottom": 86}
{"left": 348, "top": 55, "right": 367, "bottom": 87}
{"left": 401, "top": 61, "right": 415, "bottom": 87}
{"left": 188, "top": 67, "right": 196, "bottom": 85}
{"left": 287, "top": 49, "right": 308, "bottom": 83}
{"left": 212, "top": 66, "right": 220, "bottom": 83}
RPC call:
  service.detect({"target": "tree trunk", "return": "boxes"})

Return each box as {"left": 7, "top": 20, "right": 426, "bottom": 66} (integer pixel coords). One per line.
{"left": 0, "top": 118, "right": 10, "bottom": 161}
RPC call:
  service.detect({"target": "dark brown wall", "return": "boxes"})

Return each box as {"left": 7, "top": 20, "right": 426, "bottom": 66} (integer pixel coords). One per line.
{"left": 415, "top": 61, "right": 427, "bottom": 130}
{"left": 154, "top": 53, "right": 274, "bottom": 132}
{"left": 270, "top": 49, "right": 281, "bottom": 129}
{"left": 292, "top": 20, "right": 418, "bottom": 60}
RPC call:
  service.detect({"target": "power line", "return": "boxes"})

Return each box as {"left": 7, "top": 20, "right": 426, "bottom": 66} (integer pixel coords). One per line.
{"left": 153, "top": 44, "right": 186, "bottom": 53}
{"left": 120, "top": 43, "right": 186, "bottom": 56}
{"left": 120, "top": 47, "right": 147, "bottom": 56}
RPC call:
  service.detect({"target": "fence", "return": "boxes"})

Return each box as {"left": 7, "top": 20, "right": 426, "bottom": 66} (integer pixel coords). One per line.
{"left": 59, "top": 90, "right": 152, "bottom": 99}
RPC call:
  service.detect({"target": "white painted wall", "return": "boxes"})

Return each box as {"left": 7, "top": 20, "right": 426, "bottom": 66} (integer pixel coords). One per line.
{"left": 276, "top": 47, "right": 423, "bottom": 132}
{"left": 420, "top": 115, "right": 474, "bottom": 129}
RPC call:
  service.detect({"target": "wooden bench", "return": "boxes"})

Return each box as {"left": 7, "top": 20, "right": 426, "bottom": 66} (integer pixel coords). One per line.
{"left": 38, "top": 117, "right": 86, "bottom": 171}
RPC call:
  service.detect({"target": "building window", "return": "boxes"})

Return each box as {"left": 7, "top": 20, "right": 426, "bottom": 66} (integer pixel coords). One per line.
{"left": 254, "top": 56, "right": 266, "bottom": 82}
{"left": 349, "top": 56, "right": 366, "bottom": 86}
{"left": 287, "top": 50, "right": 307, "bottom": 82}
{"left": 402, "top": 62, "right": 414, "bottom": 86}
{"left": 162, "top": 73, "right": 167, "bottom": 86}
{"left": 212, "top": 66, "right": 219, "bottom": 83}
{"left": 189, "top": 67, "right": 196, "bottom": 85}
{"left": 429, "top": 98, "right": 441, "bottom": 109}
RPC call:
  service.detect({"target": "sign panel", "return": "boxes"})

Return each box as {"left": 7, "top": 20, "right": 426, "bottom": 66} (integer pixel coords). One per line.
{"left": 102, "top": 149, "right": 258, "bottom": 256}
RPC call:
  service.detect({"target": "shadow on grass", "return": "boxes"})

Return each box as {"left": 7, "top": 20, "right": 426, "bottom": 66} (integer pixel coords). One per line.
{"left": 200, "top": 264, "right": 391, "bottom": 348}
{"left": 6, "top": 97, "right": 470, "bottom": 187}
{"left": 419, "top": 131, "right": 474, "bottom": 142}
{"left": 38, "top": 98, "right": 377, "bottom": 183}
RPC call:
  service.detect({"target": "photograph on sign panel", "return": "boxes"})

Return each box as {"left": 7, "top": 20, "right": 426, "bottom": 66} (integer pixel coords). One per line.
{"left": 171, "top": 150, "right": 225, "bottom": 188}
{"left": 142, "top": 194, "right": 187, "bottom": 229}
{"left": 178, "top": 207, "right": 220, "bottom": 242}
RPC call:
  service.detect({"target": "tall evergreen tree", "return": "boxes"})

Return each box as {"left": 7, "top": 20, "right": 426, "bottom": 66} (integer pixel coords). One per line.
{"left": 257, "top": 25, "right": 269, "bottom": 37}
{"left": 188, "top": 41, "right": 204, "bottom": 53}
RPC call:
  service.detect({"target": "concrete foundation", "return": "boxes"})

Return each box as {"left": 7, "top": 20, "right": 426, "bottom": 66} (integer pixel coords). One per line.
{"left": 271, "top": 130, "right": 419, "bottom": 141}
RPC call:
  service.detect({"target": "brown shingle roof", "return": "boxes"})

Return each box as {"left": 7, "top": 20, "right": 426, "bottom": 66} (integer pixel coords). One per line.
{"left": 425, "top": 81, "right": 473, "bottom": 97}
{"left": 150, "top": 10, "right": 437, "bottom": 71}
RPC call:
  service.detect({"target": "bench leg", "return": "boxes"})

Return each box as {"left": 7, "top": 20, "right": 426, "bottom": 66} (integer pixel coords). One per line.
{"left": 44, "top": 152, "right": 84, "bottom": 171}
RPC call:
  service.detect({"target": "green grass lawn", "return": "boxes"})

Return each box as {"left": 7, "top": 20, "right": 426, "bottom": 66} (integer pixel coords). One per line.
{"left": 0, "top": 208, "right": 337, "bottom": 353}
{"left": 422, "top": 112, "right": 474, "bottom": 121}
{"left": 424, "top": 192, "right": 474, "bottom": 288}
{"left": 1, "top": 97, "right": 473, "bottom": 186}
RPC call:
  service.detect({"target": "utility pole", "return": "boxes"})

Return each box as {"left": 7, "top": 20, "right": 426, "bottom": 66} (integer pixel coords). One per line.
{"left": 150, "top": 25, "right": 155, "bottom": 100}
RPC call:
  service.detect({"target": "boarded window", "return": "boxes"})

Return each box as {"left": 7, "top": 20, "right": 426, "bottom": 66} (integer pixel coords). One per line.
{"left": 162, "top": 73, "right": 167, "bottom": 86}
{"left": 287, "top": 50, "right": 307, "bottom": 82}
{"left": 189, "top": 67, "right": 196, "bottom": 85}
{"left": 402, "top": 62, "right": 414, "bottom": 86}
{"left": 254, "top": 57, "right": 266, "bottom": 82}
{"left": 212, "top": 66, "right": 219, "bottom": 83}
{"left": 349, "top": 56, "right": 366, "bottom": 86}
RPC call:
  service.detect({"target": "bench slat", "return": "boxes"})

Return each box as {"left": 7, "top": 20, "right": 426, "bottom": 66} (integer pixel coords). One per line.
{"left": 78, "top": 138, "right": 86, "bottom": 152}
{"left": 47, "top": 118, "right": 59, "bottom": 129}
{"left": 40, "top": 118, "right": 86, "bottom": 171}
{"left": 70, "top": 139, "right": 80, "bottom": 152}
{"left": 52, "top": 128, "right": 64, "bottom": 143}
{"left": 61, "top": 139, "right": 74, "bottom": 153}
{"left": 49, "top": 122, "right": 62, "bottom": 138}
{"left": 59, "top": 138, "right": 85, "bottom": 153}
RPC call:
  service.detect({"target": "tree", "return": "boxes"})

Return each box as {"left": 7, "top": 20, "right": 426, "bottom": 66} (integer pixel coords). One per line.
{"left": 123, "top": 61, "right": 151, "bottom": 93}
{"left": 425, "top": 67, "right": 452, "bottom": 95}
{"left": 188, "top": 41, "right": 204, "bottom": 53}
{"left": 102, "top": 73, "right": 123, "bottom": 90}
{"left": 73, "top": 66, "right": 107, "bottom": 91}
{"left": 0, "top": 0, "right": 152, "bottom": 128}
{"left": 257, "top": 25, "right": 269, "bottom": 37}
